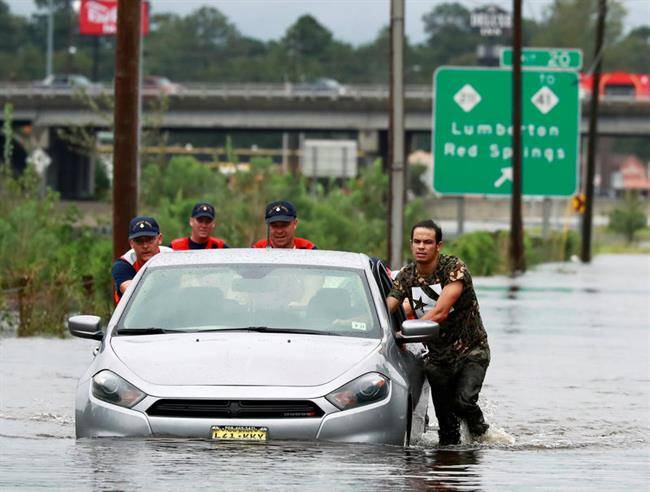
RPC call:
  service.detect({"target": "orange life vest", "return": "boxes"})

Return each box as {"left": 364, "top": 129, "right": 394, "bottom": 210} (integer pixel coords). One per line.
{"left": 112, "top": 251, "right": 143, "bottom": 305}
{"left": 252, "top": 237, "right": 317, "bottom": 249}
{"left": 171, "top": 237, "right": 226, "bottom": 250}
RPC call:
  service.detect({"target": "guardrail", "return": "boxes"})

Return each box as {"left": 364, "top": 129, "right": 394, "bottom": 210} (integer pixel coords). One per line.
{"left": 0, "top": 82, "right": 434, "bottom": 99}
{"left": 1, "top": 82, "right": 648, "bottom": 103}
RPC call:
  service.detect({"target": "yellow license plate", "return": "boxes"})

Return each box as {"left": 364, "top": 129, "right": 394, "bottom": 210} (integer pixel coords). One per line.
{"left": 211, "top": 425, "right": 268, "bottom": 441}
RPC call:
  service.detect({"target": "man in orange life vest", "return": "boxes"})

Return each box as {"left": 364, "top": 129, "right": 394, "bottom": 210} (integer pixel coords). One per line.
{"left": 171, "top": 202, "right": 229, "bottom": 250}
{"left": 252, "top": 200, "right": 317, "bottom": 249}
{"left": 111, "top": 216, "right": 172, "bottom": 305}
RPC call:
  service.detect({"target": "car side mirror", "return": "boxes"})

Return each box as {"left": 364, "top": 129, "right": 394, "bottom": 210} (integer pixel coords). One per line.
{"left": 397, "top": 319, "right": 439, "bottom": 344}
{"left": 68, "top": 315, "right": 104, "bottom": 340}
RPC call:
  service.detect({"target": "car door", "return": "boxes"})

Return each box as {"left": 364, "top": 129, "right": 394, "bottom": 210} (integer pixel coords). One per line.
{"left": 368, "top": 257, "right": 425, "bottom": 380}
{"left": 369, "top": 257, "right": 429, "bottom": 438}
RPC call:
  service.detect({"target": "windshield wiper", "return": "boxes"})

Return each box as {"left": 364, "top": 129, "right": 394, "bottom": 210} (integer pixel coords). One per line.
{"left": 196, "top": 326, "right": 342, "bottom": 336}
{"left": 115, "top": 327, "right": 185, "bottom": 336}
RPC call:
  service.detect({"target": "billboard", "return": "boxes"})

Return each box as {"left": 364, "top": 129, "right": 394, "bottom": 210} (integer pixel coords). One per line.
{"left": 79, "top": 0, "right": 149, "bottom": 36}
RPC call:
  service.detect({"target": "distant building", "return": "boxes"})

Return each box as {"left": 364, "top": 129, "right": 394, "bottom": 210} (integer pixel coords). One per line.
{"left": 408, "top": 150, "right": 433, "bottom": 192}
{"left": 611, "top": 155, "right": 650, "bottom": 197}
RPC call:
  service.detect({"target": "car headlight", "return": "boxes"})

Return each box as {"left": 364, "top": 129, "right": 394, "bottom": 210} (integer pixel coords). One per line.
{"left": 92, "top": 370, "right": 146, "bottom": 408}
{"left": 325, "top": 372, "right": 389, "bottom": 410}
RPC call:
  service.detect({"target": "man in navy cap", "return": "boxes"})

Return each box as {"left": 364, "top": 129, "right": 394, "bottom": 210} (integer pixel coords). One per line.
{"left": 252, "top": 200, "right": 317, "bottom": 249}
{"left": 171, "top": 202, "right": 229, "bottom": 250}
{"left": 111, "top": 216, "right": 172, "bottom": 304}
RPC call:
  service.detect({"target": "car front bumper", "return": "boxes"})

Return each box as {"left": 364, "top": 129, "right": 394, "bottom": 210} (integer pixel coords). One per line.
{"left": 75, "top": 380, "right": 409, "bottom": 445}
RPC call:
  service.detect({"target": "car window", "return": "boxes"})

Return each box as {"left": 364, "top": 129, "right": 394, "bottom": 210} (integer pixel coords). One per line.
{"left": 119, "top": 264, "right": 381, "bottom": 339}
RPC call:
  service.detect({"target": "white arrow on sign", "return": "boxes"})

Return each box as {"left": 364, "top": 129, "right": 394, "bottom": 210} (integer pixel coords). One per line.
{"left": 494, "top": 166, "right": 513, "bottom": 188}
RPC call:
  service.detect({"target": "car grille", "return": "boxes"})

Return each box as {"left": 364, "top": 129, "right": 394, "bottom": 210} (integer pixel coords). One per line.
{"left": 146, "top": 399, "right": 325, "bottom": 419}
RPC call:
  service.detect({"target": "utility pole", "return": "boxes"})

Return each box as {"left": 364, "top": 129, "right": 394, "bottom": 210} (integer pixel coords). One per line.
{"left": 581, "top": 0, "right": 607, "bottom": 263}
{"left": 112, "top": 0, "right": 141, "bottom": 258}
{"left": 509, "top": 0, "right": 526, "bottom": 274}
{"left": 388, "top": 0, "right": 405, "bottom": 268}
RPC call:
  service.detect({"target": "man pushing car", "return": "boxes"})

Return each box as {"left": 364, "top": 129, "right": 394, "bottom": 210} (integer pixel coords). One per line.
{"left": 386, "top": 219, "right": 490, "bottom": 446}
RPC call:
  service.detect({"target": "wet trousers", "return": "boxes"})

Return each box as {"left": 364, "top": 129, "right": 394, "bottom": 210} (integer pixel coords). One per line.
{"left": 425, "top": 356, "right": 489, "bottom": 446}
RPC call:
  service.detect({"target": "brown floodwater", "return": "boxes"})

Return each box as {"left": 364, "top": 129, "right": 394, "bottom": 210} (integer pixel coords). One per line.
{"left": 1, "top": 254, "right": 648, "bottom": 490}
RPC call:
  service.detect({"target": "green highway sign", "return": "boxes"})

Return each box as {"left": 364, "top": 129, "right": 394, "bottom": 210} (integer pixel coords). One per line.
{"left": 500, "top": 48, "right": 583, "bottom": 70}
{"left": 433, "top": 67, "right": 580, "bottom": 196}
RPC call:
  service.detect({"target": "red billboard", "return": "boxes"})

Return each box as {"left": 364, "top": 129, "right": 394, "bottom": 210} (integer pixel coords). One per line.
{"left": 79, "top": 0, "right": 149, "bottom": 36}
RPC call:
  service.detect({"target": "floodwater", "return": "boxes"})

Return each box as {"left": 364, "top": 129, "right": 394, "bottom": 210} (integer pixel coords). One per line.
{"left": 1, "top": 254, "right": 648, "bottom": 490}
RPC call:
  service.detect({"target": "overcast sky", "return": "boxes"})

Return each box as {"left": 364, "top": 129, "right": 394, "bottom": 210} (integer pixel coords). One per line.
{"left": 5, "top": 0, "right": 649, "bottom": 45}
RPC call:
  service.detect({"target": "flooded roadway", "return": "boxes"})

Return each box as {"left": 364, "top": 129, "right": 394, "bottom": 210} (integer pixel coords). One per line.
{"left": 1, "top": 254, "right": 648, "bottom": 490}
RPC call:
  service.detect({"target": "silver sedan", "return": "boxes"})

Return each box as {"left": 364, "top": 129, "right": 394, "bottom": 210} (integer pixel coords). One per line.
{"left": 69, "top": 249, "right": 438, "bottom": 445}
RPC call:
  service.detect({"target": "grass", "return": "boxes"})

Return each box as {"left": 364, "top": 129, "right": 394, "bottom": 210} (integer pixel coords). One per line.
{"left": 593, "top": 226, "right": 650, "bottom": 254}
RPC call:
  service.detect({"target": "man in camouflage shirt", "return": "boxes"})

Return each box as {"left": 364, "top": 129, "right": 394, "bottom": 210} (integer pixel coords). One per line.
{"left": 387, "top": 219, "right": 490, "bottom": 446}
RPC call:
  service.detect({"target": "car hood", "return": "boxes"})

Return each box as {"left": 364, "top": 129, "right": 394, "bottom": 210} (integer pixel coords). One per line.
{"left": 111, "top": 332, "right": 381, "bottom": 387}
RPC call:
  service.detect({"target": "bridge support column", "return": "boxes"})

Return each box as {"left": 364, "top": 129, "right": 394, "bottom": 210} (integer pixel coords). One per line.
{"left": 48, "top": 128, "right": 95, "bottom": 199}
{"left": 358, "top": 129, "right": 382, "bottom": 167}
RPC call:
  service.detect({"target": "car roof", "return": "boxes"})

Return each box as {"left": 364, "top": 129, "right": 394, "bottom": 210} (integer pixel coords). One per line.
{"left": 145, "top": 248, "right": 370, "bottom": 270}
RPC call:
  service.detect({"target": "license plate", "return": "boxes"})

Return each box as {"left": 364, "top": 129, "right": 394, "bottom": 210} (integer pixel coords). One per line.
{"left": 211, "top": 425, "right": 268, "bottom": 441}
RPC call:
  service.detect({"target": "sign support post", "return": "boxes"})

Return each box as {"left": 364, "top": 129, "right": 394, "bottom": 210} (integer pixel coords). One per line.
{"left": 510, "top": 0, "right": 525, "bottom": 274}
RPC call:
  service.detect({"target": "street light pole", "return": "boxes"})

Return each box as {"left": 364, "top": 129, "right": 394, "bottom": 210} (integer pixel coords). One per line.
{"left": 388, "top": 0, "right": 405, "bottom": 268}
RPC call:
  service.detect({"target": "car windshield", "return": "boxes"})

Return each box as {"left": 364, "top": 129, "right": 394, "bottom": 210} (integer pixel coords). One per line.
{"left": 118, "top": 264, "right": 381, "bottom": 339}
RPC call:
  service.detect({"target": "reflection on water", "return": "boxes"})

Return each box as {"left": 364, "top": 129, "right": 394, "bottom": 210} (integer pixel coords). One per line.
{"left": 2, "top": 437, "right": 485, "bottom": 491}
{"left": 1, "top": 255, "right": 649, "bottom": 489}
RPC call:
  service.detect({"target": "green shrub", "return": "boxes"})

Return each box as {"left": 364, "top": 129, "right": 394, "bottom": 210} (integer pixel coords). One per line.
{"left": 608, "top": 192, "right": 647, "bottom": 243}
{"left": 444, "top": 231, "right": 502, "bottom": 276}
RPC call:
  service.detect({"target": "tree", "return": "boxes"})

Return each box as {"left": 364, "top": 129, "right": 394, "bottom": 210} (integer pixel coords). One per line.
{"left": 608, "top": 191, "right": 647, "bottom": 243}
{"left": 605, "top": 26, "right": 650, "bottom": 72}
{"left": 146, "top": 7, "right": 242, "bottom": 81}
{"left": 282, "top": 15, "right": 333, "bottom": 81}
{"left": 421, "top": 3, "right": 481, "bottom": 67}
{"left": 531, "top": 0, "right": 626, "bottom": 69}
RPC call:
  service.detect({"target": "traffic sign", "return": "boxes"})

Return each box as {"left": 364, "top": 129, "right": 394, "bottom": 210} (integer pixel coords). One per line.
{"left": 500, "top": 48, "right": 583, "bottom": 70}
{"left": 28, "top": 148, "right": 51, "bottom": 176}
{"left": 433, "top": 67, "right": 580, "bottom": 196}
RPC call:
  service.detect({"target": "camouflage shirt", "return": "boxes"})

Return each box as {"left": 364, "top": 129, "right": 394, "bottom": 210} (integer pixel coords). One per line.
{"left": 388, "top": 254, "right": 489, "bottom": 365}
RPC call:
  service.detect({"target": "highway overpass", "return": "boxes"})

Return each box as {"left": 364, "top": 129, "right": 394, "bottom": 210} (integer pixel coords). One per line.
{"left": 1, "top": 83, "right": 648, "bottom": 198}
{"left": 2, "top": 83, "right": 649, "bottom": 134}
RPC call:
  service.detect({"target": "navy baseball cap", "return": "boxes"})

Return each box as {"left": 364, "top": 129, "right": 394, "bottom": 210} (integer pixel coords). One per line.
{"left": 265, "top": 200, "right": 297, "bottom": 224}
{"left": 128, "top": 216, "right": 160, "bottom": 239}
{"left": 191, "top": 202, "right": 216, "bottom": 220}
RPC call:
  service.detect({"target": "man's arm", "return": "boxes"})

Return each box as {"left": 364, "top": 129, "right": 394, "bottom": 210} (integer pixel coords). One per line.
{"left": 119, "top": 279, "right": 132, "bottom": 294}
{"left": 386, "top": 295, "right": 401, "bottom": 313}
{"left": 420, "top": 280, "right": 463, "bottom": 323}
{"left": 111, "top": 261, "right": 136, "bottom": 295}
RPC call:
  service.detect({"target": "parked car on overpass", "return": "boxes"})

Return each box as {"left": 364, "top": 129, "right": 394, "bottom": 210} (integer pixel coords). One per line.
{"left": 292, "top": 78, "right": 347, "bottom": 96}
{"left": 37, "top": 73, "right": 94, "bottom": 89}
{"left": 142, "top": 75, "right": 184, "bottom": 95}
